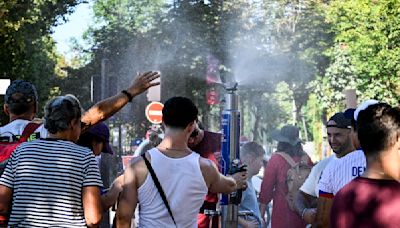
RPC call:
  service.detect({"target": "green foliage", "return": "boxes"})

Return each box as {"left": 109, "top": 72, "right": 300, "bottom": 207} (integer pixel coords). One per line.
{"left": 324, "top": 0, "right": 400, "bottom": 105}
{"left": 0, "top": 0, "right": 84, "bottom": 120}
{"left": 313, "top": 44, "right": 361, "bottom": 113}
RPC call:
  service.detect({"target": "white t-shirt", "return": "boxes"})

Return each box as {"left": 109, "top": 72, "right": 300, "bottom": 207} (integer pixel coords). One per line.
{"left": 318, "top": 150, "right": 366, "bottom": 197}
{"left": 300, "top": 155, "right": 336, "bottom": 197}
{"left": 0, "top": 119, "right": 48, "bottom": 141}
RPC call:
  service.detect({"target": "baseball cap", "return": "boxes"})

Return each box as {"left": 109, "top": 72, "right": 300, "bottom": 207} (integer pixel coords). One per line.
{"left": 343, "top": 108, "right": 355, "bottom": 120}
{"left": 86, "top": 122, "right": 114, "bottom": 155}
{"left": 354, "top": 99, "right": 379, "bottom": 121}
{"left": 327, "top": 112, "right": 352, "bottom": 129}
{"left": 5, "top": 80, "right": 38, "bottom": 104}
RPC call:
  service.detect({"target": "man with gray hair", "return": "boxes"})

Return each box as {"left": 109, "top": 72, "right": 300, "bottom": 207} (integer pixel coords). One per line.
{"left": 238, "top": 141, "right": 265, "bottom": 228}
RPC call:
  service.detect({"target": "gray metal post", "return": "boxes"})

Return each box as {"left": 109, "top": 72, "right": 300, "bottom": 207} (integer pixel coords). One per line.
{"left": 101, "top": 58, "right": 108, "bottom": 100}
{"left": 221, "top": 82, "right": 240, "bottom": 228}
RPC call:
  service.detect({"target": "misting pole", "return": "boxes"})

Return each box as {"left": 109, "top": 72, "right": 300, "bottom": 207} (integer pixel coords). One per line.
{"left": 220, "top": 82, "right": 241, "bottom": 228}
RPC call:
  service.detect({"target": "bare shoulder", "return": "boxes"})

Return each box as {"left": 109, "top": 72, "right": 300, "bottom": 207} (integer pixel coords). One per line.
{"left": 199, "top": 157, "right": 219, "bottom": 187}
{"left": 199, "top": 156, "right": 217, "bottom": 173}
{"left": 126, "top": 154, "right": 149, "bottom": 188}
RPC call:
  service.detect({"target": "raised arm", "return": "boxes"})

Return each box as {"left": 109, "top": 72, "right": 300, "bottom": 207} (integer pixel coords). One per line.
{"left": 81, "top": 71, "right": 160, "bottom": 130}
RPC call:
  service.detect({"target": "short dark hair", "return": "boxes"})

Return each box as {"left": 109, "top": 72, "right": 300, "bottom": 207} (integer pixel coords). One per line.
{"left": 357, "top": 103, "right": 400, "bottom": 156}
{"left": 162, "top": 97, "right": 198, "bottom": 129}
{"left": 7, "top": 99, "right": 35, "bottom": 115}
{"left": 5, "top": 80, "right": 38, "bottom": 115}
{"left": 44, "top": 95, "right": 82, "bottom": 134}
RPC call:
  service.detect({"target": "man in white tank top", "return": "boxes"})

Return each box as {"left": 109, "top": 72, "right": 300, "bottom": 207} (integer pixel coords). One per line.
{"left": 116, "top": 97, "right": 248, "bottom": 228}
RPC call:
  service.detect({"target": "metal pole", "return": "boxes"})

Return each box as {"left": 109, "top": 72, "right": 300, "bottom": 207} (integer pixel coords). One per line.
{"left": 90, "top": 75, "right": 94, "bottom": 102}
{"left": 101, "top": 58, "right": 108, "bottom": 100}
{"left": 220, "top": 82, "right": 240, "bottom": 228}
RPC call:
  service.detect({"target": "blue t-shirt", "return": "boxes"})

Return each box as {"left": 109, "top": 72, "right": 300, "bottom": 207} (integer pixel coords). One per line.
{"left": 238, "top": 179, "right": 263, "bottom": 228}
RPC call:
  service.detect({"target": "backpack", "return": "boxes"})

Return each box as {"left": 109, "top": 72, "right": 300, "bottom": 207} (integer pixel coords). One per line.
{"left": 0, "top": 122, "right": 40, "bottom": 176}
{"left": 276, "top": 152, "right": 312, "bottom": 211}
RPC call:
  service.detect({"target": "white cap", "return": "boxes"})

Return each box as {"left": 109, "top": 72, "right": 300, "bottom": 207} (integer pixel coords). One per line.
{"left": 354, "top": 99, "right": 379, "bottom": 121}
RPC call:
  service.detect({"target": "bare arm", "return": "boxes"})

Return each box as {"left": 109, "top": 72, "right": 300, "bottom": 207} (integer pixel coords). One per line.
{"left": 200, "top": 158, "right": 237, "bottom": 194}
{"left": 116, "top": 164, "right": 139, "bottom": 228}
{"left": 82, "top": 186, "right": 102, "bottom": 227}
{"left": 259, "top": 203, "right": 268, "bottom": 227}
{"left": 81, "top": 71, "right": 160, "bottom": 130}
{"left": 314, "top": 197, "right": 333, "bottom": 227}
{"left": 295, "top": 191, "right": 317, "bottom": 224}
{"left": 101, "top": 175, "right": 123, "bottom": 211}
{"left": 0, "top": 185, "right": 12, "bottom": 225}
{"left": 209, "top": 170, "right": 237, "bottom": 194}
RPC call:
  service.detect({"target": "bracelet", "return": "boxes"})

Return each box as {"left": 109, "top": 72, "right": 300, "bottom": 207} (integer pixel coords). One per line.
{"left": 121, "top": 90, "right": 133, "bottom": 102}
{"left": 301, "top": 208, "right": 308, "bottom": 220}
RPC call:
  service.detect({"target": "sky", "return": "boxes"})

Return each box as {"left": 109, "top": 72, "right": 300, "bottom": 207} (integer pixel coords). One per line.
{"left": 51, "top": 1, "right": 93, "bottom": 57}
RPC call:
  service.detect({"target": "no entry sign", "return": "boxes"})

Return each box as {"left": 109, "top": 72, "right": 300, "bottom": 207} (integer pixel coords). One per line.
{"left": 145, "top": 102, "right": 164, "bottom": 124}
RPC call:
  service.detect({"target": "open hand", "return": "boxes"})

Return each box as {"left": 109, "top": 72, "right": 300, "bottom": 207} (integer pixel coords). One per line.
{"left": 127, "top": 71, "right": 160, "bottom": 96}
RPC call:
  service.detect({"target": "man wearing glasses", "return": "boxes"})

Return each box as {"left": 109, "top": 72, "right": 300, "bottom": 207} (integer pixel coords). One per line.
{"left": 188, "top": 122, "right": 223, "bottom": 228}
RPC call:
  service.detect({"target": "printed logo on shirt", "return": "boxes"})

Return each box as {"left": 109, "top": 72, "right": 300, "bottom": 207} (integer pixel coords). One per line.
{"left": 0, "top": 132, "right": 40, "bottom": 142}
{"left": 352, "top": 166, "right": 366, "bottom": 177}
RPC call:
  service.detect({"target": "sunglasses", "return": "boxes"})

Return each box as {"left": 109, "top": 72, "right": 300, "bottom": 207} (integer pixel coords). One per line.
{"left": 190, "top": 128, "right": 199, "bottom": 138}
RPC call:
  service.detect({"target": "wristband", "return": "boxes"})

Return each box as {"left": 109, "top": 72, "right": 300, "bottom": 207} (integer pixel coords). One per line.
{"left": 121, "top": 90, "right": 133, "bottom": 102}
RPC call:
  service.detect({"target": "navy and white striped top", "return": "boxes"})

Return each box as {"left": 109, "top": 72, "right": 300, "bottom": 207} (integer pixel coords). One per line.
{"left": 0, "top": 138, "right": 103, "bottom": 227}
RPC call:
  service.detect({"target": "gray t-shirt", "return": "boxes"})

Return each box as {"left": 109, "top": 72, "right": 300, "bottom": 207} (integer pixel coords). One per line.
{"left": 239, "top": 180, "right": 263, "bottom": 228}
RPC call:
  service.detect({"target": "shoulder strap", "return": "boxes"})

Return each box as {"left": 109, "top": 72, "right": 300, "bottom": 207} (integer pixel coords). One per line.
{"left": 141, "top": 153, "right": 177, "bottom": 227}
{"left": 276, "top": 152, "right": 297, "bottom": 167}
{"left": 300, "top": 153, "right": 310, "bottom": 165}
{"left": 18, "top": 122, "right": 41, "bottom": 142}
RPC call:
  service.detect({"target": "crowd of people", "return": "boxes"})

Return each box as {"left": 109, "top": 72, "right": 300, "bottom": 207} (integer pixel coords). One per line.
{"left": 0, "top": 75, "right": 399, "bottom": 228}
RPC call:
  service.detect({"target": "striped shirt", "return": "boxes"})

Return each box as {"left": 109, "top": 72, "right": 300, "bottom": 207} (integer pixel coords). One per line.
{"left": 0, "top": 138, "right": 103, "bottom": 227}
{"left": 300, "top": 155, "right": 336, "bottom": 197}
{"left": 318, "top": 150, "right": 366, "bottom": 198}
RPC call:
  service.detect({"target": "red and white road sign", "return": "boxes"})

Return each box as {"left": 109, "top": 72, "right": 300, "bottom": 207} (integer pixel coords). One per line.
{"left": 145, "top": 102, "right": 164, "bottom": 124}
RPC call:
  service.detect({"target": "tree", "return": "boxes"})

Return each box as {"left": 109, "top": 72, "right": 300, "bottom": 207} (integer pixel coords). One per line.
{"left": 325, "top": 0, "right": 400, "bottom": 105}
{"left": 0, "top": 0, "right": 85, "bottom": 120}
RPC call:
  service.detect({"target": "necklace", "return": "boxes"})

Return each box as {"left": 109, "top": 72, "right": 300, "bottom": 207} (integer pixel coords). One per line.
{"left": 159, "top": 147, "right": 188, "bottom": 152}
